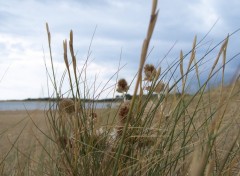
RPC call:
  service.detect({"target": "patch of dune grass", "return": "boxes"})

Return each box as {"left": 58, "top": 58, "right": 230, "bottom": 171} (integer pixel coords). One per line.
{"left": 1, "top": 0, "right": 240, "bottom": 175}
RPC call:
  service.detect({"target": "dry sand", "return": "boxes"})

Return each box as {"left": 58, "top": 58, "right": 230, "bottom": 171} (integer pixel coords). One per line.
{"left": 0, "top": 110, "right": 48, "bottom": 157}
{"left": 0, "top": 108, "right": 116, "bottom": 159}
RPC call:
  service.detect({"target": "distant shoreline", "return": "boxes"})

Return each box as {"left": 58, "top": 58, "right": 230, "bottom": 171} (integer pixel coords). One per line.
{"left": 0, "top": 98, "right": 123, "bottom": 103}
{"left": 0, "top": 99, "right": 122, "bottom": 111}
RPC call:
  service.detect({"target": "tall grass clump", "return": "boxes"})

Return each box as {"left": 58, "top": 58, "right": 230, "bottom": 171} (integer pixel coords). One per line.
{"left": 42, "top": 0, "right": 240, "bottom": 175}
{"left": 1, "top": 0, "right": 240, "bottom": 175}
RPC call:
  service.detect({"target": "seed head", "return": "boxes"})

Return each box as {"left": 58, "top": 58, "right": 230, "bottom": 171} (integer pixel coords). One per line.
{"left": 118, "top": 100, "right": 130, "bottom": 123}
{"left": 144, "top": 64, "right": 157, "bottom": 81}
{"left": 117, "top": 78, "right": 129, "bottom": 93}
{"left": 59, "top": 98, "right": 75, "bottom": 114}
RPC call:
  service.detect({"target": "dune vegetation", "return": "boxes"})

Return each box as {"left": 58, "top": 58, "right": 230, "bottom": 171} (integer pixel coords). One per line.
{"left": 1, "top": 0, "right": 240, "bottom": 175}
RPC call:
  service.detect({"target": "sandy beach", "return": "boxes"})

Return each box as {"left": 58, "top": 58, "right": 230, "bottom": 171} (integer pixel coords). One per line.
{"left": 0, "top": 108, "right": 116, "bottom": 157}
{"left": 0, "top": 110, "right": 48, "bottom": 157}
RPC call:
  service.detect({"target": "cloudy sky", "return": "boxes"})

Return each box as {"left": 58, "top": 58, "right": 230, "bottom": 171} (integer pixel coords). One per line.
{"left": 0, "top": 0, "right": 240, "bottom": 100}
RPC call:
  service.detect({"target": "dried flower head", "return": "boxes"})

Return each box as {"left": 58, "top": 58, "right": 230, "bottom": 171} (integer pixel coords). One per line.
{"left": 118, "top": 100, "right": 130, "bottom": 123}
{"left": 59, "top": 98, "right": 75, "bottom": 114}
{"left": 144, "top": 64, "right": 157, "bottom": 81}
{"left": 116, "top": 78, "right": 129, "bottom": 93}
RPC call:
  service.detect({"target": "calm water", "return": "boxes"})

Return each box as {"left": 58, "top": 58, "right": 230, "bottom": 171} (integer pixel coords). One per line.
{"left": 0, "top": 101, "right": 117, "bottom": 111}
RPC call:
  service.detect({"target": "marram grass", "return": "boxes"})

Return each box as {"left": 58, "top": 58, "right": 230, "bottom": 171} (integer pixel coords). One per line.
{"left": 1, "top": 0, "right": 240, "bottom": 175}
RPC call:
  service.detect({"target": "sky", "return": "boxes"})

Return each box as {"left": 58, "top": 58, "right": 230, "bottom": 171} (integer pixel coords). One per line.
{"left": 0, "top": 0, "right": 240, "bottom": 100}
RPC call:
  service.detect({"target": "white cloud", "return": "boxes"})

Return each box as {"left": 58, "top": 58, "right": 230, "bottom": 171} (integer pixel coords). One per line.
{"left": 187, "top": 0, "right": 219, "bottom": 32}
{"left": 0, "top": 0, "right": 240, "bottom": 99}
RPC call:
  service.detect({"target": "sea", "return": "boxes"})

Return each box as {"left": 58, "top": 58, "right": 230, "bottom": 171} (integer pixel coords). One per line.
{"left": 0, "top": 101, "right": 117, "bottom": 111}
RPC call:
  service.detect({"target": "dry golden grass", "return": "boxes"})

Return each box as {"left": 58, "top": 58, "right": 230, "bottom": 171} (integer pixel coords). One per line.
{"left": 0, "top": 80, "right": 240, "bottom": 175}
{"left": 1, "top": 0, "right": 240, "bottom": 175}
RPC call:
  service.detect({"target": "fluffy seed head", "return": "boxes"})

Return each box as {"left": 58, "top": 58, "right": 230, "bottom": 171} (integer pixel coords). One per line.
{"left": 144, "top": 64, "right": 157, "bottom": 81}
{"left": 59, "top": 99, "right": 75, "bottom": 114}
{"left": 118, "top": 100, "right": 130, "bottom": 123}
{"left": 117, "top": 78, "right": 129, "bottom": 93}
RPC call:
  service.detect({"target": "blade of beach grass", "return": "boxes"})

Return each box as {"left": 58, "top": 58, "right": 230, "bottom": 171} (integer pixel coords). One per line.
{"left": 188, "top": 36, "right": 197, "bottom": 72}
{"left": 63, "top": 39, "right": 75, "bottom": 99}
{"left": 69, "top": 30, "right": 81, "bottom": 101}
{"left": 5, "top": 134, "right": 51, "bottom": 176}
{"left": 0, "top": 119, "right": 29, "bottom": 167}
{"left": 130, "top": 0, "right": 159, "bottom": 110}
{"left": 219, "top": 34, "right": 229, "bottom": 96}
{"left": 208, "top": 35, "right": 229, "bottom": 80}
{"left": 0, "top": 116, "right": 29, "bottom": 137}
{"left": 180, "top": 50, "right": 184, "bottom": 93}
{"left": 184, "top": 35, "right": 197, "bottom": 90}
{"left": 217, "top": 129, "right": 240, "bottom": 175}
{"left": 112, "top": 0, "right": 159, "bottom": 175}
{"left": 0, "top": 64, "right": 11, "bottom": 83}
{"left": 46, "top": 23, "right": 59, "bottom": 98}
